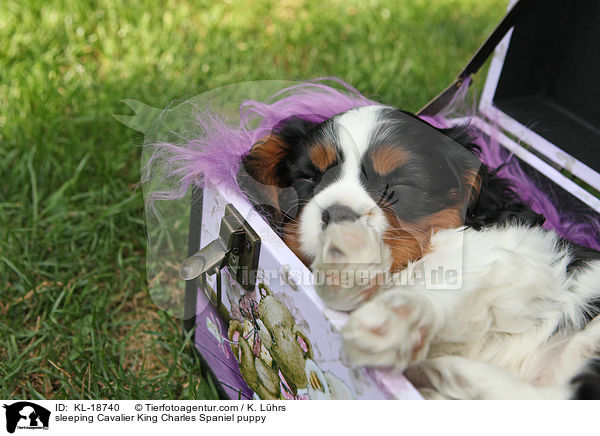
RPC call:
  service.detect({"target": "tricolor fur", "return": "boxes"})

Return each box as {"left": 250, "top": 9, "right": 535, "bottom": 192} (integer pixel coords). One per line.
{"left": 238, "top": 105, "right": 600, "bottom": 399}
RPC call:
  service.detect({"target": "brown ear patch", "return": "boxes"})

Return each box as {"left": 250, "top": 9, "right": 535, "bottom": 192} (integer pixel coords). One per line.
{"left": 238, "top": 135, "right": 292, "bottom": 228}
{"left": 242, "top": 135, "right": 291, "bottom": 186}
{"left": 308, "top": 142, "right": 338, "bottom": 172}
{"left": 371, "top": 145, "right": 409, "bottom": 175}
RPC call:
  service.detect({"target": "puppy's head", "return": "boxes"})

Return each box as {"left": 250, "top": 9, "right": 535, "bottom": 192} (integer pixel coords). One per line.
{"left": 238, "top": 105, "right": 481, "bottom": 271}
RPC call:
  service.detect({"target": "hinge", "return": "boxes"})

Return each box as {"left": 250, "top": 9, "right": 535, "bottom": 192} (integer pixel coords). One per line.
{"left": 179, "top": 203, "right": 261, "bottom": 292}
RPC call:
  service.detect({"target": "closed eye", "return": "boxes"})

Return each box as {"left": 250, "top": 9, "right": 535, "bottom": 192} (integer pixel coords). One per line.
{"left": 376, "top": 182, "right": 427, "bottom": 208}
{"left": 298, "top": 176, "right": 317, "bottom": 187}
{"left": 296, "top": 171, "right": 318, "bottom": 183}
{"left": 297, "top": 163, "right": 340, "bottom": 186}
{"left": 390, "top": 180, "right": 425, "bottom": 193}
{"left": 386, "top": 175, "right": 419, "bottom": 188}
{"left": 378, "top": 183, "right": 398, "bottom": 206}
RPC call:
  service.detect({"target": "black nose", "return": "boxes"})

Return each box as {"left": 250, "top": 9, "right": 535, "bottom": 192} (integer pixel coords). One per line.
{"left": 321, "top": 205, "right": 360, "bottom": 227}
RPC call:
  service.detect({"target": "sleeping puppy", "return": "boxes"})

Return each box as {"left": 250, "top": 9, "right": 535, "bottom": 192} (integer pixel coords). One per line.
{"left": 238, "top": 105, "right": 600, "bottom": 399}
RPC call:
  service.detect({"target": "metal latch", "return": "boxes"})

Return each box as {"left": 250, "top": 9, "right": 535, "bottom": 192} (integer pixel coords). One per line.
{"left": 179, "top": 203, "right": 261, "bottom": 292}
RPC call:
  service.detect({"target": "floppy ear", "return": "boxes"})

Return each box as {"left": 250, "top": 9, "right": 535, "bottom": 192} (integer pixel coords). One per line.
{"left": 436, "top": 124, "right": 545, "bottom": 228}
{"left": 465, "top": 166, "right": 545, "bottom": 228}
{"left": 239, "top": 134, "right": 292, "bottom": 188}
{"left": 237, "top": 116, "right": 320, "bottom": 230}
{"left": 240, "top": 116, "right": 321, "bottom": 186}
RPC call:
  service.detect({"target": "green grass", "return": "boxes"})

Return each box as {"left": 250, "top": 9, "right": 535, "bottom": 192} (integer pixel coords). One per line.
{"left": 0, "top": 0, "right": 507, "bottom": 399}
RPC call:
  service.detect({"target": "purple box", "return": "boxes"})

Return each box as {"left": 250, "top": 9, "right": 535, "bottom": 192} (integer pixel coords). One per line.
{"left": 184, "top": 0, "right": 600, "bottom": 400}
{"left": 186, "top": 185, "right": 422, "bottom": 399}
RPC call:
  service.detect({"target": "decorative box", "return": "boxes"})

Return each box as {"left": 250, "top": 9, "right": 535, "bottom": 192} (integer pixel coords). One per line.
{"left": 126, "top": 0, "right": 600, "bottom": 401}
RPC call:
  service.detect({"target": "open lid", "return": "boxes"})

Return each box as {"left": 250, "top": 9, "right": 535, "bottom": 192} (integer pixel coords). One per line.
{"left": 421, "top": 0, "right": 600, "bottom": 212}
{"left": 479, "top": 0, "right": 600, "bottom": 192}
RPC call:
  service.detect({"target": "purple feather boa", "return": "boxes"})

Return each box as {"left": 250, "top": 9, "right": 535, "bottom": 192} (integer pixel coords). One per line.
{"left": 144, "top": 78, "right": 600, "bottom": 250}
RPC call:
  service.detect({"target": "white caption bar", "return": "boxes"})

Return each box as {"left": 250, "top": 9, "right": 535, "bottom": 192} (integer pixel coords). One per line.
{"left": 0, "top": 400, "right": 595, "bottom": 436}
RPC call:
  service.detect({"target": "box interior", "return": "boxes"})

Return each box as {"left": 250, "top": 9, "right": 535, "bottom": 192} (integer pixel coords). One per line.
{"left": 493, "top": 0, "right": 600, "bottom": 173}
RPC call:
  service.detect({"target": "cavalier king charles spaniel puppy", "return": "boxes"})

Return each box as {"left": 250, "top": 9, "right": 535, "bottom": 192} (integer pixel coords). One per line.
{"left": 238, "top": 105, "right": 600, "bottom": 399}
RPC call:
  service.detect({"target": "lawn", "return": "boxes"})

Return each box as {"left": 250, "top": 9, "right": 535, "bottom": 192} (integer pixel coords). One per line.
{"left": 0, "top": 0, "right": 507, "bottom": 399}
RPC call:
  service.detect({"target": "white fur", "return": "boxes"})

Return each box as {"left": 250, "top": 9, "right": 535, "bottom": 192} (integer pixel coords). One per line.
{"left": 299, "top": 106, "right": 389, "bottom": 260}
{"left": 313, "top": 223, "right": 600, "bottom": 399}
{"left": 294, "top": 105, "right": 600, "bottom": 399}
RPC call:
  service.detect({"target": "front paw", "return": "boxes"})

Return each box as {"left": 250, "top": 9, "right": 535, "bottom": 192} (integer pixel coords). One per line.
{"left": 311, "top": 222, "right": 391, "bottom": 311}
{"left": 341, "top": 291, "right": 438, "bottom": 371}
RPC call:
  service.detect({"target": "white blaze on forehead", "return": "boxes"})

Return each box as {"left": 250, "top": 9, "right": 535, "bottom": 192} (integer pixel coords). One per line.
{"left": 298, "top": 105, "right": 390, "bottom": 259}
{"left": 334, "top": 105, "right": 385, "bottom": 168}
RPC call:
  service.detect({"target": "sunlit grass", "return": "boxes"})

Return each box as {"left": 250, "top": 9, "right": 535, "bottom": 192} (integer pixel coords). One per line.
{"left": 0, "top": 0, "right": 507, "bottom": 399}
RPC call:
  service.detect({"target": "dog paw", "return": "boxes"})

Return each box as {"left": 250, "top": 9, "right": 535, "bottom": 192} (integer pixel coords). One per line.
{"left": 311, "top": 222, "right": 392, "bottom": 311}
{"left": 341, "top": 291, "right": 438, "bottom": 371}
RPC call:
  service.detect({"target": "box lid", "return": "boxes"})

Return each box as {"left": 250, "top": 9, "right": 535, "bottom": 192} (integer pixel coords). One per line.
{"left": 478, "top": 0, "right": 600, "bottom": 211}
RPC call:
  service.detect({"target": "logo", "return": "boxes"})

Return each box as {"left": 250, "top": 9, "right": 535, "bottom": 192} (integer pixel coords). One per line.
{"left": 3, "top": 402, "right": 50, "bottom": 434}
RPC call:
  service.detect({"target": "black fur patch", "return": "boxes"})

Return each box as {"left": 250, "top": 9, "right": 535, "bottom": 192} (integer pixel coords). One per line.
{"left": 464, "top": 164, "right": 546, "bottom": 229}
{"left": 398, "top": 113, "right": 546, "bottom": 229}
{"left": 566, "top": 241, "right": 600, "bottom": 273}
{"left": 360, "top": 109, "right": 482, "bottom": 223}
{"left": 237, "top": 114, "right": 341, "bottom": 233}
{"left": 571, "top": 358, "right": 600, "bottom": 400}
{"left": 434, "top": 124, "right": 546, "bottom": 229}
